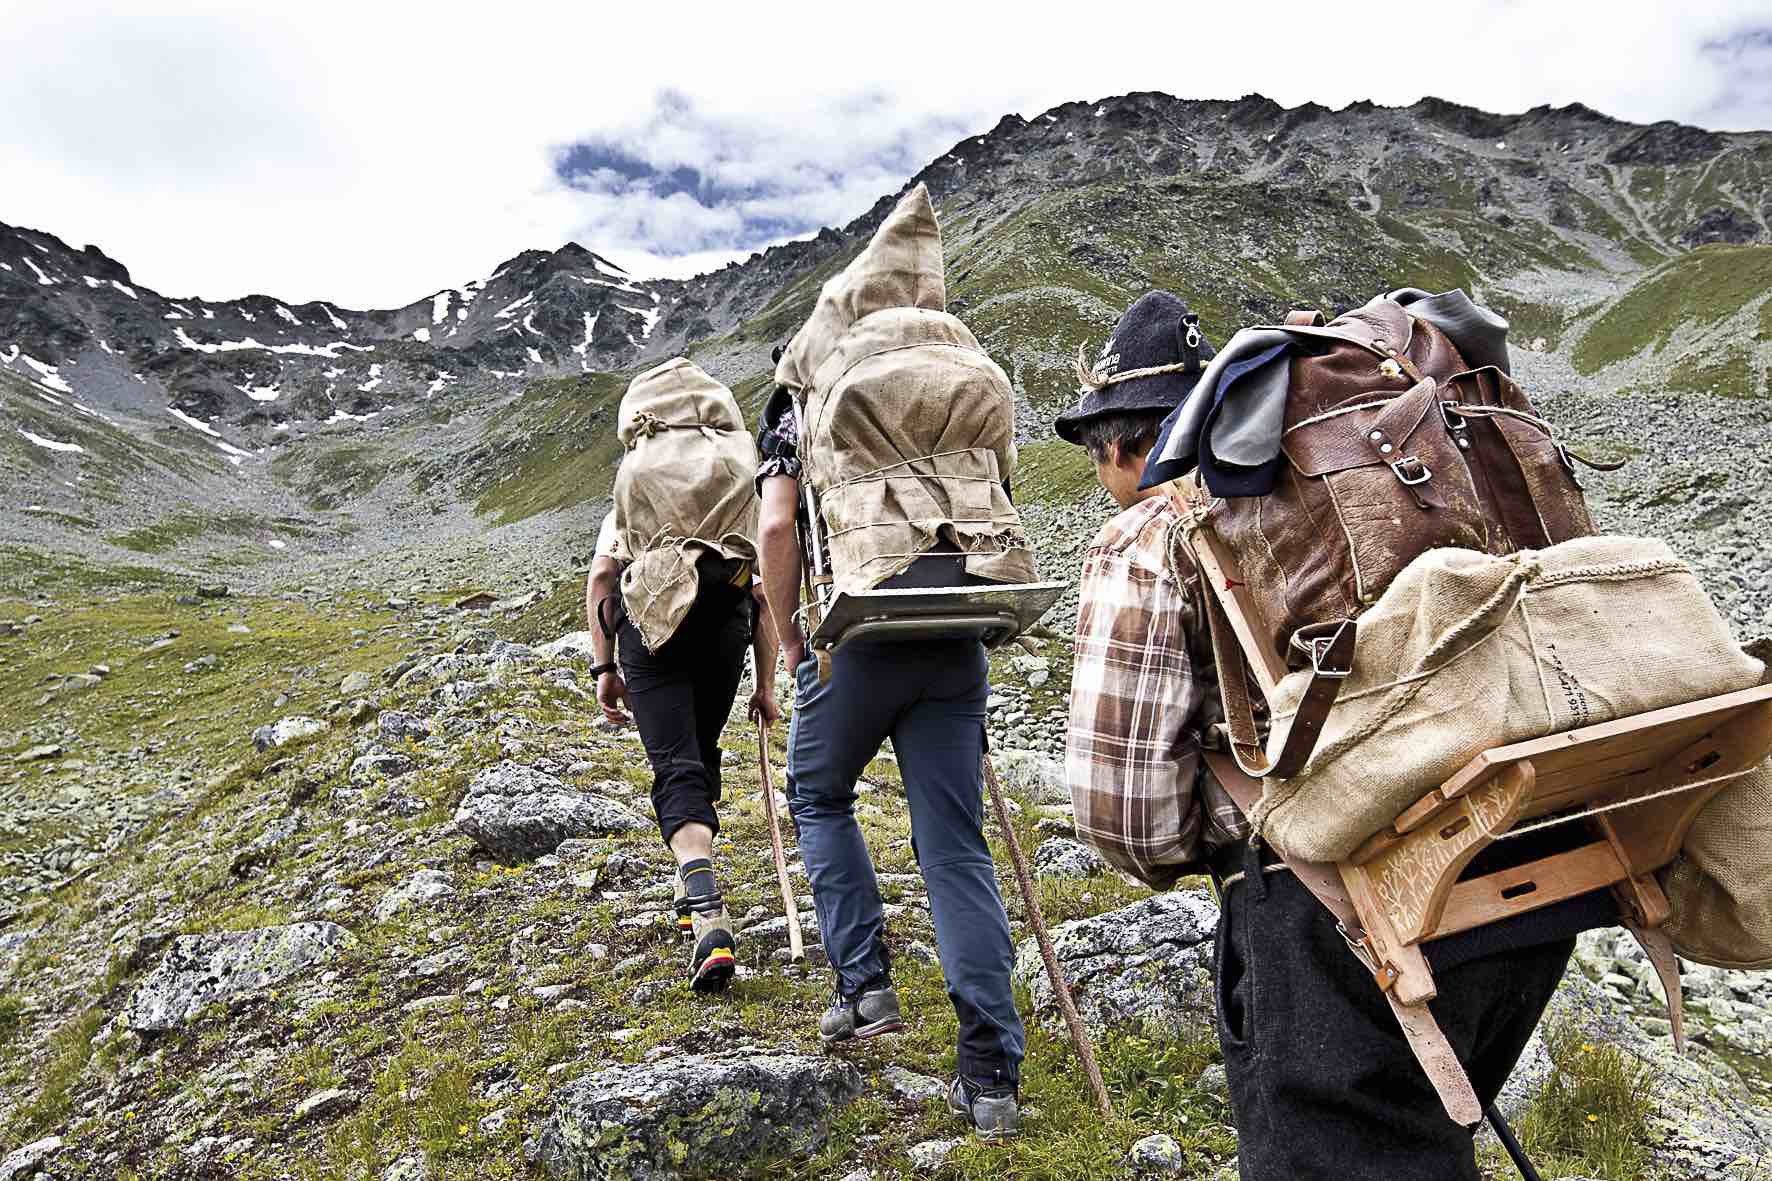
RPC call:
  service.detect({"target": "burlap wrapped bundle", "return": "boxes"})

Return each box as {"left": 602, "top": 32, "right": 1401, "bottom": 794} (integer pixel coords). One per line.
{"left": 774, "top": 183, "right": 1036, "bottom": 596}
{"left": 1659, "top": 640, "right": 1772, "bottom": 968}
{"left": 1254, "top": 536, "right": 1766, "bottom": 862}
{"left": 612, "top": 358, "right": 759, "bottom": 651}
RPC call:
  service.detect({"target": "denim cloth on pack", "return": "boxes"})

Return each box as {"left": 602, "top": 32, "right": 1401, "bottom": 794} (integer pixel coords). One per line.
{"left": 785, "top": 638, "right": 1026, "bottom": 1084}
{"left": 1215, "top": 854, "right": 1571, "bottom": 1181}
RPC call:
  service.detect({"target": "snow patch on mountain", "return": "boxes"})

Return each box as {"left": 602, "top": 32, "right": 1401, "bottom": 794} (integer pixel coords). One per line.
{"left": 18, "top": 429, "right": 84, "bottom": 454}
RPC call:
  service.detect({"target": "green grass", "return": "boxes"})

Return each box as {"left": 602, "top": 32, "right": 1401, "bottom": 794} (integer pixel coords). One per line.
{"left": 5, "top": 1006, "right": 105, "bottom": 1142}
{"left": 107, "top": 511, "right": 272, "bottom": 554}
{"left": 1573, "top": 244, "right": 1772, "bottom": 373}
{"left": 1486, "top": 1023, "right": 1656, "bottom": 1180}
{"left": 471, "top": 372, "right": 627, "bottom": 525}
{"left": 1013, "top": 438, "right": 1103, "bottom": 508}
{"left": 0, "top": 994, "right": 22, "bottom": 1047}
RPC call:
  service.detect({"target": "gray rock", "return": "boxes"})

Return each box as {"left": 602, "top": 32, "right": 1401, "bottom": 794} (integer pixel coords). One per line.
{"left": 381, "top": 1153, "right": 430, "bottom": 1181}
{"left": 996, "top": 748, "right": 1069, "bottom": 804}
{"left": 252, "top": 717, "right": 326, "bottom": 752}
{"left": 1129, "top": 1132, "right": 1187, "bottom": 1175}
{"left": 339, "top": 670, "right": 374, "bottom": 695}
{"left": 1013, "top": 891, "right": 1217, "bottom": 1034}
{"left": 127, "top": 922, "right": 354, "bottom": 1033}
{"left": 539, "top": 631, "right": 598, "bottom": 661}
{"left": 350, "top": 748, "right": 415, "bottom": 783}
{"left": 454, "top": 762, "right": 645, "bottom": 862}
{"left": 294, "top": 1088, "right": 358, "bottom": 1122}
{"left": 1031, "top": 837, "right": 1105, "bottom": 880}
{"left": 534, "top": 1052, "right": 862, "bottom": 1180}
{"left": 378, "top": 711, "right": 432, "bottom": 741}
{"left": 12, "top": 745, "right": 61, "bottom": 764}
{"left": 0, "top": 1136, "right": 62, "bottom": 1181}
{"left": 907, "top": 1138, "right": 963, "bottom": 1172}
{"left": 880, "top": 1066, "right": 947, "bottom": 1104}
{"left": 375, "top": 870, "right": 456, "bottom": 921}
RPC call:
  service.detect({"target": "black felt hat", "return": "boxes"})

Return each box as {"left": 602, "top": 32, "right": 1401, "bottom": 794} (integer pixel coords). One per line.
{"left": 1053, "top": 290, "right": 1217, "bottom": 444}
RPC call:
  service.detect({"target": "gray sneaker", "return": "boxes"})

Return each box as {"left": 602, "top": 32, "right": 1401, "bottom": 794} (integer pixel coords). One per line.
{"left": 818, "top": 983, "right": 904, "bottom": 1044}
{"left": 948, "top": 1075, "right": 1021, "bottom": 1141}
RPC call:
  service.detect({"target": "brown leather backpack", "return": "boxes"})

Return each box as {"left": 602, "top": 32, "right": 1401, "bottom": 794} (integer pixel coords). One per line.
{"left": 1191, "top": 297, "right": 1615, "bottom": 776}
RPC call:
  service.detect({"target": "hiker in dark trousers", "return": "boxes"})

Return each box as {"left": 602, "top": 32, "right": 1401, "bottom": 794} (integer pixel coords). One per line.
{"left": 1056, "top": 292, "right": 1583, "bottom": 1180}
{"left": 588, "top": 509, "right": 779, "bottom": 991}
{"left": 755, "top": 389, "right": 1027, "bottom": 1141}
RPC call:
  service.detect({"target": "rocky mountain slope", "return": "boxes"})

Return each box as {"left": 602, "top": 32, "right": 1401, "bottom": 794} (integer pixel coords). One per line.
{"left": 3, "top": 89, "right": 1772, "bottom": 1180}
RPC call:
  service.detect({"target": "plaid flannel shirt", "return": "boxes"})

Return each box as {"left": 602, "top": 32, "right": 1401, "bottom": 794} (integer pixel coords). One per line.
{"left": 1066, "top": 495, "right": 1247, "bottom": 888}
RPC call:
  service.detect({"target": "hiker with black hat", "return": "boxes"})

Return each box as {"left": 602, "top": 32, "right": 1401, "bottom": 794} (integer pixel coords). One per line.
{"left": 1058, "top": 292, "right": 1577, "bottom": 1179}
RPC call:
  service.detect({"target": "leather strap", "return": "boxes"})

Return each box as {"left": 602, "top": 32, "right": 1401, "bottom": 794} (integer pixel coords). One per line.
{"left": 1624, "top": 921, "right": 1686, "bottom": 1053}
{"left": 1206, "top": 751, "right": 1483, "bottom": 1127}
{"left": 1194, "top": 551, "right": 1354, "bottom": 780}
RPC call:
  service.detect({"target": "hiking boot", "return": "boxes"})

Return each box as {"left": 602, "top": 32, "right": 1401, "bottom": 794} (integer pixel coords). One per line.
{"left": 819, "top": 982, "right": 904, "bottom": 1044}
{"left": 947, "top": 1074, "right": 1021, "bottom": 1141}
{"left": 685, "top": 896, "right": 736, "bottom": 993}
{"left": 671, "top": 871, "right": 693, "bottom": 940}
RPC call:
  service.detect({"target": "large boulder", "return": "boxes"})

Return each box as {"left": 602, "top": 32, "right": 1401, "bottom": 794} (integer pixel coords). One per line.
{"left": 1014, "top": 891, "right": 1217, "bottom": 1034}
{"left": 127, "top": 922, "right": 354, "bottom": 1033}
{"left": 251, "top": 716, "right": 327, "bottom": 751}
{"left": 532, "top": 1052, "right": 862, "bottom": 1180}
{"left": 539, "top": 631, "right": 599, "bottom": 661}
{"left": 454, "top": 762, "right": 645, "bottom": 862}
{"left": 1032, "top": 837, "right": 1105, "bottom": 880}
{"left": 375, "top": 870, "right": 456, "bottom": 922}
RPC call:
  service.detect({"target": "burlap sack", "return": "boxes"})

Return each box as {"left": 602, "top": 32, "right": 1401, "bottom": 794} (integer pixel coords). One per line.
{"left": 1659, "top": 639, "right": 1772, "bottom": 968}
{"left": 612, "top": 358, "right": 759, "bottom": 651}
{"left": 774, "top": 184, "right": 1036, "bottom": 596}
{"left": 1254, "top": 536, "right": 1767, "bottom": 862}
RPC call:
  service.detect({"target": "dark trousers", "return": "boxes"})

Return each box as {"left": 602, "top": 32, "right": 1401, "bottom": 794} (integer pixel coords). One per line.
{"left": 616, "top": 591, "right": 750, "bottom": 845}
{"left": 786, "top": 639, "right": 1026, "bottom": 1085}
{"left": 1216, "top": 861, "right": 1572, "bottom": 1180}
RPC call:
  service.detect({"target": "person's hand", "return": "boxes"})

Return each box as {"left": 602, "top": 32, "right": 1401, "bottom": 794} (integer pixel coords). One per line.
{"left": 597, "top": 671, "right": 631, "bottom": 726}
{"left": 748, "top": 685, "right": 781, "bottom": 728}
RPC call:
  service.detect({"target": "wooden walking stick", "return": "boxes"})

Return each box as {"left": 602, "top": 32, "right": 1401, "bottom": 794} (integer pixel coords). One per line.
{"left": 982, "top": 754, "right": 1112, "bottom": 1118}
{"left": 755, "top": 722, "right": 805, "bottom": 962}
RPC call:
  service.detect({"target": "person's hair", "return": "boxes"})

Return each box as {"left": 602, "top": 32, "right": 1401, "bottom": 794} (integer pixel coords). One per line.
{"left": 1076, "top": 410, "right": 1166, "bottom": 466}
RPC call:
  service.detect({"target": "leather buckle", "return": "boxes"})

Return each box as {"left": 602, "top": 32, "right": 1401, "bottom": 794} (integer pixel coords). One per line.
{"left": 1390, "top": 456, "right": 1432, "bottom": 486}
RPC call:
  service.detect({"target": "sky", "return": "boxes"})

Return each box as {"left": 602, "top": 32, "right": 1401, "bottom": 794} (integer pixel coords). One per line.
{"left": 2, "top": 1, "right": 1769, "bottom": 308}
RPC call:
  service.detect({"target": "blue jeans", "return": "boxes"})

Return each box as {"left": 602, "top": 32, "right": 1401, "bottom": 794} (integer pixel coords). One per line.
{"left": 786, "top": 639, "right": 1026, "bottom": 1084}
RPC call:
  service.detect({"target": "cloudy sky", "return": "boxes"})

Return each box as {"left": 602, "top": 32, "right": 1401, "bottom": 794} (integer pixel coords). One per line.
{"left": 3, "top": 1, "right": 1769, "bottom": 307}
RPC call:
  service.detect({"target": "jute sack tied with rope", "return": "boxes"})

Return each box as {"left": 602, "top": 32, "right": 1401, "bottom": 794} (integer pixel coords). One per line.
{"left": 774, "top": 183, "right": 1035, "bottom": 596}
{"left": 1659, "top": 638, "right": 1772, "bottom": 969}
{"left": 612, "top": 357, "right": 759, "bottom": 651}
{"left": 1255, "top": 535, "right": 1767, "bottom": 862}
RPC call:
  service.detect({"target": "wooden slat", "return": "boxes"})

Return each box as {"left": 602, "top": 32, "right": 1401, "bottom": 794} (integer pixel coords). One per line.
{"left": 1441, "top": 685, "right": 1772, "bottom": 802}
{"left": 1430, "top": 841, "right": 1629, "bottom": 940}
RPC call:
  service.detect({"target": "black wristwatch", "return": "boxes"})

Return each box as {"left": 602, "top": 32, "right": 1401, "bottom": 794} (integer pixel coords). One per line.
{"left": 589, "top": 661, "right": 617, "bottom": 678}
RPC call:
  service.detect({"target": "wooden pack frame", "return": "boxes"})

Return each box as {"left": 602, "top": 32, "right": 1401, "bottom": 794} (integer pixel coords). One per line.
{"left": 1174, "top": 481, "right": 1772, "bottom": 1112}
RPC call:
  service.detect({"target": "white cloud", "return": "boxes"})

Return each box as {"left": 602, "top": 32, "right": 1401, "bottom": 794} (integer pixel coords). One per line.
{"left": 0, "top": 1, "right": 1767, "bottom": 307}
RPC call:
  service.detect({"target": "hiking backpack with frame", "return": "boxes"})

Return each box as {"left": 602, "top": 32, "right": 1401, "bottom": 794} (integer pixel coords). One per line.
{"left": 771, "top": 183, "right": 1064, "bottom": 671}
{"left": 1164, "top": 295, "right": 1772, "bottom": 1126}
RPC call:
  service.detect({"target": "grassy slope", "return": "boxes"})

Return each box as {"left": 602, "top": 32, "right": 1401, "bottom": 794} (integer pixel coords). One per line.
{"left": 1573, "top": 244, "right": 1772, "bottom": 375}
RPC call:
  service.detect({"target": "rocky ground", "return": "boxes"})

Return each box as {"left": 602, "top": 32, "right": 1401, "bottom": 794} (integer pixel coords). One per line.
{"left": 0, "top": 565, "right": 1767, "bottom": 1181}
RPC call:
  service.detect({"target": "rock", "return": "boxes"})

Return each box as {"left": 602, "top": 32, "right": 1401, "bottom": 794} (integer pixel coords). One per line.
{"left": 378, "top": 711, "right": 432, "bottom": 741}
{"left": 294, "top": 1088, "right": 358, "bottom": 1122}
{"left": 533, "top": 1052, "right": 862, "bottom": 1180}
{"left": 1032, "top": 837, "right": 1105, "bottom": 880}
{"left": 375, "top": 870, "right": 456, "bottom": 921}
{"left": 539, "top": 631, "right": 598, "bottom": 661}
{"left": 196, "top": 583, "right": 230, "bottom": 599}
{"left": 907, "top": 1138, "right": 963, "bottom": 1172}
{"left": 339, "top": 670, "right": 374, "bottom": 695}
{"left": 252, "top": 717, "right": 327, "bottom": 752}
{"left": 12, "top": 745, "right": 61, "bottom": 764}
{"left": 350, "top": 749, "right": 415, "bottom": 783}
{"left": 0, "top": 1136, "right": 62, "bottom": 1181}
{"left": 1195, "top": 1062, "right": 1229, "bottom": 1104}
{"left": 1013, "top": 891, "right": 1217, "bottom": 1034}
{"left": 880, "top": 1066, "right": 947, "bottom": 1104}
{"left": 1129, "top": 1132, "right": 1187, "bottom": 1175}
{"left": 127, "top": 922, "right": 354, "bottom": 1033}
{"left": 453, "top": 591, "right": 498, "bottom": 611}
{"left": 495, "top": 589, "right": 545, "bottom": 612}
{"left": 183, "top": 655, "right": 220, "bottom": 673}
{"left": 454, "top": 762, "right": 646, "bottom": 862}
{"left": 996, "top": 749, "right": 1068, "bottom": 804}
{"left": 381, "top": 1154, "right": 430, "bottom": 1181}
{"left": 231, "top": 810, "right": 303, "bottom": 875}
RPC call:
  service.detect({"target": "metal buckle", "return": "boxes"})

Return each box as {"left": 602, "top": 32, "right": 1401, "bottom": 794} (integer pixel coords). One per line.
{"left": 1389, "top": 457, "right": 1432, "bottom": 486}
{"left": 1338, "top": 923, "right": 1378, "bottom": 972}
{"left": 1308, "top": 619, "right": 1355, "bottom": 679}
{"left": 1438, "top": 400, "right": 1468, "bottom": 433}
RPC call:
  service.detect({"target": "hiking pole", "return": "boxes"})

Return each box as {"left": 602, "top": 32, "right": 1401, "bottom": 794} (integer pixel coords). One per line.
{"left": 1485, "top": 1102, "right": 1543, "bottom": 1181}
{"left": 982, "top": 753, "right": 1112, "bottom": 1119}
{"left": 755, "top": 721, "right": 805, "bottom": 962}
